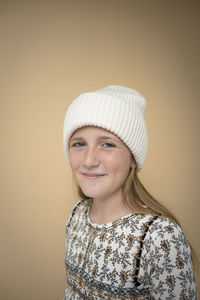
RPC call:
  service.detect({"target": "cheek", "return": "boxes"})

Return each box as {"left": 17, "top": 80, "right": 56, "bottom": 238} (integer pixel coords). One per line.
{"left": 69, "top": 151, "right": 81, "bottom": 171}
{"left": 104, "top": 152, "right": 132, "bottom": 173}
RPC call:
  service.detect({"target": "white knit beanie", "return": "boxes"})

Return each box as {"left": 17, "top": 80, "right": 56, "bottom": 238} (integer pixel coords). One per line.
{"left": 63, "top": 85, "right": 148, "bottom": 172}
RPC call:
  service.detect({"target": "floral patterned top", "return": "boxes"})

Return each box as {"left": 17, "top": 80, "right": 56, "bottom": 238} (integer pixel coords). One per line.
{"left": 64, "top": 199, "right": 198, "bottom": 300}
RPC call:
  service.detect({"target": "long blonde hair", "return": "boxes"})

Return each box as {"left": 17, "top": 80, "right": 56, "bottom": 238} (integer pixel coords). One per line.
{"left": 122, "top": 168, "right": 179, "bottom": 222}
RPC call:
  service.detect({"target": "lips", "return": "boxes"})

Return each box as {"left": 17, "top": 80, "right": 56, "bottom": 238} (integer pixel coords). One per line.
{"left": 81, "top": 173, "right": 105, "bottom": 179}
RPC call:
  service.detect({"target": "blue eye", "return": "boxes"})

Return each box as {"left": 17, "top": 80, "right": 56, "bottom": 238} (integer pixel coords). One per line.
{"left": 71, "top": 142, "right": 85, "bottom": 148}
{"left": 103, "top": 143, "right": 115, "bottom": 148}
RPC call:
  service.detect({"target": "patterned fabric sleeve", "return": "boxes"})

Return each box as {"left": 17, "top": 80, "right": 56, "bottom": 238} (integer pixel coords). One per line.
{"left": 140, "top": 217, "right": 198, "bottom": 299}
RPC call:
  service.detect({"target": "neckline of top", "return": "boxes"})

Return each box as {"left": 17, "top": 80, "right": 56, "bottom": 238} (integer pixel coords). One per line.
{"left": 85, "top": 199, "right": 136, "bottom": 230}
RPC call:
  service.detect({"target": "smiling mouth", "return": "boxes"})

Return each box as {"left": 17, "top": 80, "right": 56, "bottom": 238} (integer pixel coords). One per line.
{"left": 81, "top": 173, "right": 106, "bottom": 179}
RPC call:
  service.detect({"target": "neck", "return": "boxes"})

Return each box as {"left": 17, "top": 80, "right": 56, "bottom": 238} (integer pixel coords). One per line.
{"left": 89, "top": 192, "right": 132, "bottom": 225}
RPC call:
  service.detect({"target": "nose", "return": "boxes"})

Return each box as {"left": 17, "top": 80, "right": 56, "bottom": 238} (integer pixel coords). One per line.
{"left": 82, "top": 147, "right": 100, "bottom": 169}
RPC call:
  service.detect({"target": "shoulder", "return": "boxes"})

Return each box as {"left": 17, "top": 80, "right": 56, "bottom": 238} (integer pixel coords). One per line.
{"left": 147, "top": 215, "right": 189, "bottom": 248}
{"left": 71, "top": 198, "right": 90, "bottom": 214}
{"left": 130, "top": 213, "right": 189, "bottom": 255}
{"left": 66, "top": 199, "right": 91, "bottom": 228}
{"left": 128, "top": 213, "right": 185, "bottom": 241}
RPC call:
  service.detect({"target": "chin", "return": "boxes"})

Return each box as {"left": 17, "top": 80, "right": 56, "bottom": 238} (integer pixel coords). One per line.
{"left": 81, "top": 188, "right": 104, "bottom": 199}
{"left": 82, "top": 191, "right": 100, "bottom": 198}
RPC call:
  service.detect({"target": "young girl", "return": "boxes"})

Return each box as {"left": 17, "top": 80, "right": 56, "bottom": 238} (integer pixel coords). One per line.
{"left": 63, "top": 85, "right": 198, "bottom": 299}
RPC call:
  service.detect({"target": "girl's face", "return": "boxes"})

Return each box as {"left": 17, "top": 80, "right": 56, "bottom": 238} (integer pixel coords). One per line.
{"left": 69, "top": 126, "right": 135, "bottom": 202}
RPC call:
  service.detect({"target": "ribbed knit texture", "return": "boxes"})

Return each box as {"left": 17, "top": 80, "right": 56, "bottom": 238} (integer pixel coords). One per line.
{"left": 63, "top": 85, "right": 148, "bottom": 171}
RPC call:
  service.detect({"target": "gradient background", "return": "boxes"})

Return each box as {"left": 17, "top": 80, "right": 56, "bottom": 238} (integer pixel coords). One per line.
{"left": 1, "top": 0, "right": 199, "bottom": 299}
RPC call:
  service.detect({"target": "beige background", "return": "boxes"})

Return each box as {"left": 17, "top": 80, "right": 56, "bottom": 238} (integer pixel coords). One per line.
{"left": 0, "top": 0, "right": 199, "bottom": 299}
